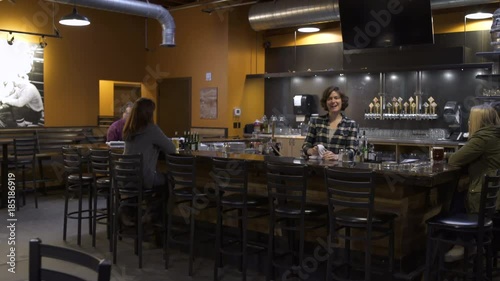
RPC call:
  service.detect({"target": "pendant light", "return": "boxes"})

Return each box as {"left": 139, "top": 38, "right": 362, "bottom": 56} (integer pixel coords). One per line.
{"left": 59, "top": 7, "right": 90, "bottom": 26}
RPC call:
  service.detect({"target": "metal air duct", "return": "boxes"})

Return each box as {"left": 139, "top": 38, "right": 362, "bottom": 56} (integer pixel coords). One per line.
{"left": 47, "top": 0, "right": 175, "bottom": 47}
{"left": 248, "top": 0, "right": 499, "bottom": 31}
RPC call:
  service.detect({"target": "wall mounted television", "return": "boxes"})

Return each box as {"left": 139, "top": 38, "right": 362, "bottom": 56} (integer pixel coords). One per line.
{"left": 338, "top": 0, "right": 434, "bottom": 51}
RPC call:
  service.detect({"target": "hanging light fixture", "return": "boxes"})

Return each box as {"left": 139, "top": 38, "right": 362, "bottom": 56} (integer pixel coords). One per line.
{"left": 59, "top": 7, "right": 90, "bottom": 26}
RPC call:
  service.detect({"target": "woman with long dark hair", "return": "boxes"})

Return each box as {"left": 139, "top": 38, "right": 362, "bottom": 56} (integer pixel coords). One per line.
{"left": 123, "top": 97, "right": 176, "bottom": 188}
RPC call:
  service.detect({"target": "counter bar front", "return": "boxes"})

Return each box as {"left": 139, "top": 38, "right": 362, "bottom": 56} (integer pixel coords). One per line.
{"left": 182, "top": 150, "right": 460, "bottom": 266}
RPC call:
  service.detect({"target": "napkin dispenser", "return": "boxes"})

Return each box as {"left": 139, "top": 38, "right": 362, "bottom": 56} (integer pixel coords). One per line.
{"left": 293, "top": 95, "right": 313, "bottom": 115}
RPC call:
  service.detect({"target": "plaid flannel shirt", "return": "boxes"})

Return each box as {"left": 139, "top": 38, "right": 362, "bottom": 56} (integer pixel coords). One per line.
{"left": 302, "top": 113, "right": 359, "bottom": 154}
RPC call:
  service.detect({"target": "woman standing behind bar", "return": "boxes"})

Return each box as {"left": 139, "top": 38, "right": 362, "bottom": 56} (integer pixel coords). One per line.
{"left": 302, "top": 86, "right": 359, "bottom": 161}
{"left": 448, "top": 104, "right": 500, "bottom": 213}
{"left": 123, "top": 97, "right": 176, "bottom": 189}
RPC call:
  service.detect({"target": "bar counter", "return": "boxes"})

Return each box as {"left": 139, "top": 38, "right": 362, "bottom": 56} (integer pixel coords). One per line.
{"left": 182, "top": 150, "right": 461, "bottom": 262}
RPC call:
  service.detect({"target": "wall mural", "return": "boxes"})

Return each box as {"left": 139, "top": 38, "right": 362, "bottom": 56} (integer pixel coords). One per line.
{"left": 0, "top": 39, "right": 44, "bottom": 128}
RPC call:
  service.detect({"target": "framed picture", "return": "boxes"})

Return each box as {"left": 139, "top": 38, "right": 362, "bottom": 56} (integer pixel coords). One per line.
{"left": 200, "top": 87, "right": 217, "bottom": 119}
{"left": 0, "top": 41, "right": 45, "bottom": 128}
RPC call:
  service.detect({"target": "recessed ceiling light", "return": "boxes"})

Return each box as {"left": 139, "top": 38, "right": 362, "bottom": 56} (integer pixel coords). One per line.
{"left": 297, "top": 27, "right": 320, "bottom": 33}
{"left": 465, "top": 12, "right": 493, "bottom": 20}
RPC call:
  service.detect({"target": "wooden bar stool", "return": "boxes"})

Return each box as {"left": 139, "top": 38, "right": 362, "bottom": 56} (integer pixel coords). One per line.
{"left": 62, "top": 146, "right": 94, "bottom": 246}
{"left": 212, "top": 157, "right": 268, "bottom": 281}
{"left": 266, "top": 162, "right": 327, "bottom": 281}
{"left": 88, "top": 148, "right": 112, "bottom": 250}
{"left": 13, "top": 137, "right": 39, "bottom": 209}
{"left": 165, "top": 154, "right": 215, "bottom": 276}
{"left": 324, "top": 166, "right": 396, "bottom": 281}
{"left": 424, "top": 171, "right": 500, "bottom": 281}
{"left": 110, "top": 152, "right": 165, "bottom": 268}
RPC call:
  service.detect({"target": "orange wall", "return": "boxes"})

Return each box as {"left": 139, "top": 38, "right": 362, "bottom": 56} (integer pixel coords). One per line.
{"left": 146, "top": 8, "right": 229, "bottom": 129}
{"left": 228, "top": 7, "right": 265, "bottom": 136}
{"left": 145, "top": 6, "right": 265, "bottom": 137}
{"left": 99, "top": 80, "right": 114, "bottom": 116}
{"left": 0, "top": 0, "right": 146, "bottom": 126}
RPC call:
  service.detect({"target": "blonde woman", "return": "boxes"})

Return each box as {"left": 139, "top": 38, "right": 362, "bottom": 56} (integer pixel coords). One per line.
{"left": 444, "top": 104, "right": 500, "bottom": 262}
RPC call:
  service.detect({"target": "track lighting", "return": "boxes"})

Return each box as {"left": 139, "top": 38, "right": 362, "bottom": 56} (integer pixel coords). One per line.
{"left": 39, "top": 36, "right": 47, "bottom": 48}
{"left": 7, "top": 32, "right": 14, "bottom": 45}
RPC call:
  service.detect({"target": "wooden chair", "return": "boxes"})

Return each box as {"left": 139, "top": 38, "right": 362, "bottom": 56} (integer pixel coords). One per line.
{"left": 29, "top": 238, "right": 111, "bottom": 281}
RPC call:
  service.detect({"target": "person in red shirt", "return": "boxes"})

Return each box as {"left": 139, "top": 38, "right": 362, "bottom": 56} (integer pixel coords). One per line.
{"left": 107, "top": 102, "right": 133, "bottom": 141}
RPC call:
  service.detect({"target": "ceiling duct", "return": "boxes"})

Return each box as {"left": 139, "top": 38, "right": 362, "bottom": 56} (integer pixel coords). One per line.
{"left": 47, "top": 0, "right": 175, "bottom": 47}
{"left": 248, "top": 0, "right": 499, "bottom": 31}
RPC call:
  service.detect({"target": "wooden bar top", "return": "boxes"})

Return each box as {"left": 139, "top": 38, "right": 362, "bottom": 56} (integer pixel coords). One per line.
{"left": 185, "top": 150, "right": 460, "bottom": 188}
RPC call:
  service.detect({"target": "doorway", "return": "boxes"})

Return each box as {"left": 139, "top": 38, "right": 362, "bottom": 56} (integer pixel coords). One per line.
{"left": 157, "top": 77, "right": 191, "bottom": 137}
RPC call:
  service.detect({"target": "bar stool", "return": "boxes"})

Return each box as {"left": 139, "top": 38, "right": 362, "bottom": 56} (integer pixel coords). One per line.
{"left": 88, "top": 148, "right": 112, "bottom": 250}
{"left": 13, "top": 137, "right": 39, "bottom": 209}
{"left": 212, "top": 157, "right": 268, "bottom": 281}
{"left": 110, "top": 152, "right": 165, "bottom": 268}
{"left": 62, "top": 146, "right": 94, "bottom": 246}
{"left": 424, "top": 171, "right": 500, "bottom": 281}
{"left": 165, "top": 154, "right": 215, "bottom": 276}
{"left": 266, "top": 162, "right": 327, "bottom": 281}
{"left": 324, "top": 166, "right": 396, "bottom": 281}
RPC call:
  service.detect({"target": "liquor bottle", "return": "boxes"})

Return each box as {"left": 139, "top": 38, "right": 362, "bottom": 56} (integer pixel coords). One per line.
{"left": 360, "top": 130, "right": 368, "bottom": 160}
{"left": 194, "top": 133, "right": 199, "bottom": 151}
{"left": 186, "top": 131, "right": 192, "bottom": 151}
{"left": 181, "top": 131, "right": 187, "bottom": 150}
{"left": 261, "top": 115, "right": 268, "bottom": 134}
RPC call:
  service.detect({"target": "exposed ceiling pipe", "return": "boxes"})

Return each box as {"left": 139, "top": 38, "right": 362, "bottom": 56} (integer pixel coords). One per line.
{"left": 46, "top": 0, "right": 175, "bottom": 47}
{"left": 248, "top": 0, "right": 499, "bottom": 31}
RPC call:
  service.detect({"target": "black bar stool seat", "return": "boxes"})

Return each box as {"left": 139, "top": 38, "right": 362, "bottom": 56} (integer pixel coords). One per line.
{"left": 221, "top": 193, "right": 267, "bottom": 207}
{"left": 335, "top": 208, "right": 397, "bottom": 225}
{"left": 274, "top": 202, "right": 327, "bottom": 216}
{"left": 428, "top": 213, "right": 492, "bottom": 229}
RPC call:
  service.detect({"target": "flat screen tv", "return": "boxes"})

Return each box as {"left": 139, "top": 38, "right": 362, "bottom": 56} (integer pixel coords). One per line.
{"left": 338, "top": 0, "right": 434, "bottom": 50}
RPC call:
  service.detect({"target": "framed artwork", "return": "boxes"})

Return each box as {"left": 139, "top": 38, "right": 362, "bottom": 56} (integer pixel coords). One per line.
{"left": 200, "top": 87, "right": 217, "bottom": 119}
{"left": 0, "top": 40, "right": 45, "bottom": 128}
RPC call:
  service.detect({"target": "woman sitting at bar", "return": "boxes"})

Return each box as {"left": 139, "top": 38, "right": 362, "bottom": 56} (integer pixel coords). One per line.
{"left": 444, "top": 103, "right": 500, "bottom": 262}
{"left": 121, "top": 97, "right": 176, "bottom": 226}
{"left": 302, "top": 86, "right": 359, "bottom": 161}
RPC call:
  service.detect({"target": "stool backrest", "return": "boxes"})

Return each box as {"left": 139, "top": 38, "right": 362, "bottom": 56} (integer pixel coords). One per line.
{"left": 13, "top": 137, "right": 38, "bottom": 161}
{"left": 29, "top": 238, "right": 111, "bottom": 281}
{"left": 61, "top": 146, "right": 86, "bottom": 177}
{"left": 478, "top": 170, "right": 500, "bottom": 229}
{"left": 165, "top": 154, "right": 196, "bottom": 194}
{"left": 266, "top": 162, "right": 308, "bottom": 213}
{"left": 89, "top": 148, "right": 111, "bottom": 178}
{"left": 324, "top": 167, "right": 376, "bottom": 226}
{"left": 211, "top": 157, "right": 248, "bottom": 203}
{"left": 109, "top": 152, "right": 143, "bottom": 193}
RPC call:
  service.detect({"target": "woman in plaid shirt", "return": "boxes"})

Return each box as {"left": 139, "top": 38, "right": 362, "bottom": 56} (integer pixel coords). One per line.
{"left": 302, "top": 86, "right": 359, "bottom": 161}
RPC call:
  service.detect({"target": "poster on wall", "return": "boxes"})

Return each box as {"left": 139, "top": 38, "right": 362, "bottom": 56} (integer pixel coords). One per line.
{"left": 0, "top": 39, "right": 45, "bottom": 128}
{"left": 200, "top": 87, "right": 218, "bottom": 119}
